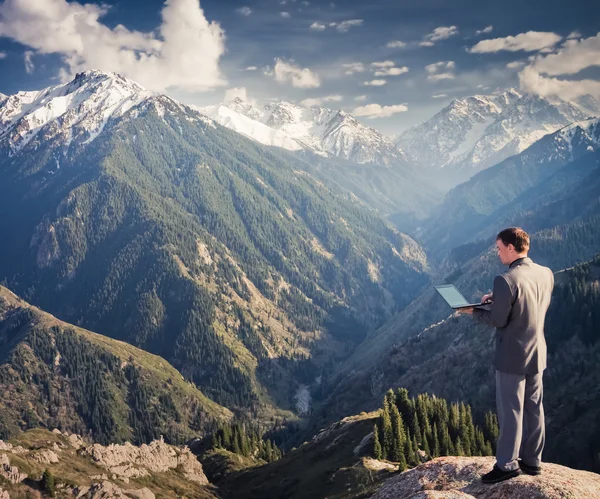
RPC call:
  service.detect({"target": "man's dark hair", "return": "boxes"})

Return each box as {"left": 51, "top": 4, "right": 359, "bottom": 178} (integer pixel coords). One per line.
{"left": 497, "top": 227, "right": 530, "bottom": 253}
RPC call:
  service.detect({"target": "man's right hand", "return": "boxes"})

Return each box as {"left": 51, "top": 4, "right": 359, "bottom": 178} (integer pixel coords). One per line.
{"left": 481, "top": 293, "right": 493, "bottom": 304}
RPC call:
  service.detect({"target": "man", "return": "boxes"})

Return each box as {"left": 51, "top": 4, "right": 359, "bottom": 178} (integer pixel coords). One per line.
{"left": 459, "top": 227, "right": 554, "bottom": 484}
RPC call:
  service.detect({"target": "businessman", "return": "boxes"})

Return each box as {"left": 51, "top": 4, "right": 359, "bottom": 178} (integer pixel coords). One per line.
{"left": 459, "top": 227, "right": 554, "bottom": 484}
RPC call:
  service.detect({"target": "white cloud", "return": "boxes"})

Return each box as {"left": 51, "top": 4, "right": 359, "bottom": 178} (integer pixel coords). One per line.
{"left": 519, "top": 65, "right": 600, "bottom": 100}
{"left": 387, "top": 40, "right": 407, "bottom": 49}
{"left": 371, "top": 60, "right": 395, "bottom": 68}
{"left": 329, "top": 19, "right": 363, "bottom": 32}
{"left": 567, "top": 31, "right": 582, "bottom": 40}
{"left": 0, "top": 0, "right": 227, "bottom": 92}
{"left": 236, "top": 6, "right": 252, "bottom": 16}
{"left": 310, "top": 22, "right": 326, "bottom": 31}
{"left": 245, "top": 66, "right": 258, "bottom": 71}
{"left": 374, "top": 66, "right": 409, "bottom": 77}
{"left": 24, "top": 50, "right": 34, "bottom": 74}
{"left": 352, "top": 103, "right": 408, "bottom": 118}
{"left": 476, "top": 25, "right": 493, "bottom": 35}
{"left": 354, "top": 95, "right": 367, "bottom": 101}
{"left": 272, "top": 58, "right": 320, "bottom": 88}
{"left": 427, "top": 72, "right": 455, "bottom": 81}
{"left": 470, "top": 31, "right": 562, "bottom": 53}
{"left": 432, "top": 93, "right": 447, "bottom": 98}
{"left": 0, "top": 51, "right": 6, "bottom": 59}
{"left": 518, "top": 32, "right": 600, "bottom": 100}
{"left": 420, "top": 25, "right": 458, "bottom": 46}
{"left": 528, "top": 33, "right": 600, "bottom": 76}
{"left": 363, "top": 79, "right": 387, "bottom": 86}
{"left": 280, "top": 11, "right": 291, "bottom": 18}
{"left": 301, "top": 94, "right": 343, "bottom": 107}
{"left": 506, "top": 61, "right": 526, "bottom": 69}
{"left": 342, "top": 62, "right": 365, "bottom": 75}
{"left": 425, "top": 61, "right": 455, "bottom": 73}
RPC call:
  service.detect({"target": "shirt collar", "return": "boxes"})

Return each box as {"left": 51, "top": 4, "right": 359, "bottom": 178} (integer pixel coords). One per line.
{"left": 509, "top": 256, "right": 532, "bottom": 269}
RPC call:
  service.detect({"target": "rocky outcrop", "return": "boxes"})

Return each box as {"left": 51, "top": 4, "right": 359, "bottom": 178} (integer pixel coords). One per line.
{"left": 370, "top": 456, "right": 600, "bottom": 499}
{"left": 0, "top": 454, "right": 27, "bottom": 484}
{"left": 80, "top": 437, "right": 208, "bottom": 484}
{"left": 74, "top": 480, "right": 155, "bottom": 499}
{"left": 30, "top": 449, "right": 59, "bottom": 464}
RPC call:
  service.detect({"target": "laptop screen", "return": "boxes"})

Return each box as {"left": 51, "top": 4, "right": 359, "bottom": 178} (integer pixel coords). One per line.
{"left": 435, "top": 285, "right": 469, "bottom": 308}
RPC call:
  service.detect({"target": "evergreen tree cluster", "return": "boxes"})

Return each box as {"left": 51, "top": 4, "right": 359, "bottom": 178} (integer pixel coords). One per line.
{"left": 373, "top": 388, "right": 497, "bottom": 470}
{"left": 207, "top": 420, "right": 283, "bottom": 463}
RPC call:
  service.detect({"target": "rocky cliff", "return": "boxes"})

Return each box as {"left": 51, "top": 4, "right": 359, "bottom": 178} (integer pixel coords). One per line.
{"left": 370, "top": 456, "right": 600, "bottom": 499}
{"left": 0, "top": 428, "right": 217, "bottom": 498}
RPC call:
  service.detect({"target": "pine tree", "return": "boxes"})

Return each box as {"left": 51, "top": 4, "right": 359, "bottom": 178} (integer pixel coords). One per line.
{"left": 484, "top": 411, "right": 499, "bottom": 452}
{"left": 411, "top": 433, "right": 420, "bottom": 466}
{"left": 373, "top": 424, "right": 383, "bottom": 460}
{"left": 455, "top": 436, "right": 464, "bottom": 456}
{"left": 381, "top": 399, "right": 394, "bottom": 460}
{"left": 432, "top": 423, "right": 440, "bottom": 457}
{"left": 422, "top": 428, "right": 431, "bottom": 456}
{"left": 42, "top": 468, "right": 56, "bottom": 498}
{"left": 390, "top": 403, "right": 407, "bottom": 469}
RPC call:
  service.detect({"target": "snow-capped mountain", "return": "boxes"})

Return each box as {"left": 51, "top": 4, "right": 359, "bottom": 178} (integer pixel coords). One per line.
{"left": 396, "top": 89, "right": 599, "bottom": 182}
{"left": 0, "top": 70, "right": 168, "bottom": 154}
{"left": 200, "top": 98, "right": 406, "bottom": 166}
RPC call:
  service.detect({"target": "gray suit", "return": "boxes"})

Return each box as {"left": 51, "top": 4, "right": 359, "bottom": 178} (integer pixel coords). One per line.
{"left": 473, "top": 257, "right": 554, "bottom": 471}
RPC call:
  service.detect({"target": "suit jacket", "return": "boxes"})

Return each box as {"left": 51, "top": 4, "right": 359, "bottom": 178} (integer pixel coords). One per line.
{"left": 473, "top": 257, "right": 554, "bottom": 375}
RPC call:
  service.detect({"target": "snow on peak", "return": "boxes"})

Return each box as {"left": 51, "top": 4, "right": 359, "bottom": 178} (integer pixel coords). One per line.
{"left": 396, "top": 89, "right": 591, "bottom": 177}
{"left": 0, "top": 70, "right": 157, "bottom": 153}
{"left": 200, "top": 98, "right": 405, "bottom": 165}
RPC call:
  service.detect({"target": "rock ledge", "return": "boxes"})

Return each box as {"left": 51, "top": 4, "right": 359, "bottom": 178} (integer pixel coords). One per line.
{"left": 370, "top": 456, "right": 600, "bottom": 499}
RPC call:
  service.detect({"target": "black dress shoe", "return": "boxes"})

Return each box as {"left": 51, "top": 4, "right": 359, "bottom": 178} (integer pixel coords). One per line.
{"left": 518, "top": 459, "right": 542, "bottom": 475}
{"left": 481, "top": 465, "right": 522, "bottom": 484}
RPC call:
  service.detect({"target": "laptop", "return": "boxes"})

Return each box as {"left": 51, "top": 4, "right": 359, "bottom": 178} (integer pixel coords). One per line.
{"left": 434, "top": 284, "right": 491, "bottom": 310}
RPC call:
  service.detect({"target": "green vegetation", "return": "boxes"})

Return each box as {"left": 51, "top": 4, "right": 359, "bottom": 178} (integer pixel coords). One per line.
{"left": 373, "top": 389, "right": 496, "bottom": 469}
{"left": 0, "top": 98, "right": 429, "bottom": 416}
{"left": 42, "top": 468, "right": 56, "bottom": 497}
{"left": 204, "top": 420, "right": 283, "bottom": 462}
{"left": 0, "top": 287, "right": 232, "bottom": 445}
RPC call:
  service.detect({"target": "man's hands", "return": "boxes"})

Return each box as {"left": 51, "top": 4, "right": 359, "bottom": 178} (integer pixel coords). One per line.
{"left": 457, "top": 307, "right": 475, "bottom": 315}
{"left": 481, "top": 292, "right": 493, "bottom": 304}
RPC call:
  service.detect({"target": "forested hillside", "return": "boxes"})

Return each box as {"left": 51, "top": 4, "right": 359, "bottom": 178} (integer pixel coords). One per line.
{"left": 314, "top": 255, "right": 600, "bottom": 472}
{"left": 0, "top": 286, "right": 232, "bottom": 445}
{"left": 0, "top": 72, "right": 430, "bottom": 417}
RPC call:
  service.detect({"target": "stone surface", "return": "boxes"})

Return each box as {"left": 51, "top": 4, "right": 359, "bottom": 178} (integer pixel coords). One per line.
{"left": 75, "top": 481, "right": 155, "bottom": 499}
{"left": 370, "top": 457, "right": 600, "bottom": 499}
{"left": 81, "top": 438, "right": 208, "bottom": 484}
{"left": 0, "top": 453, "right": 27, "bottom": 484}
{"left": 30, "top": 449, "right": 60, "bottom": 464}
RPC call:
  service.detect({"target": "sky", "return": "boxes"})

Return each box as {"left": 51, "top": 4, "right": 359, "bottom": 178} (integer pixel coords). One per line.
{"left": 0, "top": 0, "right": 598, "bottom": 134}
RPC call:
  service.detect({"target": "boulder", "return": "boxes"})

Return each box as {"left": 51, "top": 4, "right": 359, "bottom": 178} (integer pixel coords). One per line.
{"left": 370, "top": 456, "right": 600, "bottom": 499}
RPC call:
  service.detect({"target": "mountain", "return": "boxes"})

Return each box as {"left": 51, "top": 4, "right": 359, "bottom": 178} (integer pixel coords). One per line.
{"left": 200, "top": 98, "right": 443, "bottom": 225}
{"left": 396, "top": 89, "right": 597, "bottom": 189}
{"left": 420, "top": 117, "right": 600, "bottom": 255}
{"left": 310, "top": 241, "right": 600, "bottom": 474}
{"left": 0, "top": 427, "right": 218, "bottom": 498}
{"left": 0, "top": 70, "right": 430, "bottom": 419}
{"left": 201, "top": 97, "right": 407, "bottom": 166}
{"left": 0, "top": 285, "right": 232, "bottom": 445}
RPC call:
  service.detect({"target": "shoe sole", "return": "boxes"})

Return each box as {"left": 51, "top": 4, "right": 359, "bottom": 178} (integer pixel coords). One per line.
{"left": 521, "top": 469, "right": 542, "bottom": 476}
{"left": 482, "top": 470, "right": 522, "bottom": 484}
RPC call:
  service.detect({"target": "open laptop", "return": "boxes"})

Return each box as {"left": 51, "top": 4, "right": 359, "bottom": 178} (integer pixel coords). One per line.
{"left": 434, "top": 284, "right": 491, "bottom": 310}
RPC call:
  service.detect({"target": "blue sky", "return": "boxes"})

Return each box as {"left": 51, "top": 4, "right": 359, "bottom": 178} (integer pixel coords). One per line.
{"left": 0, "top": 0, "right": 598, "bottom": 134}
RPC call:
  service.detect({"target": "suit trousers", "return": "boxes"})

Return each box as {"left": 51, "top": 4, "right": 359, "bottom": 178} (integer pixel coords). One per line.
{"left": 495, "top": 370, "right": 545, "bottom": 471}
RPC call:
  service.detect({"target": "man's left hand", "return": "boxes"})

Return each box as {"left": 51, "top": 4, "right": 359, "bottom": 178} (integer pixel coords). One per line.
{"left": 457, "top": 307, "right": 475, "bottom": 315}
